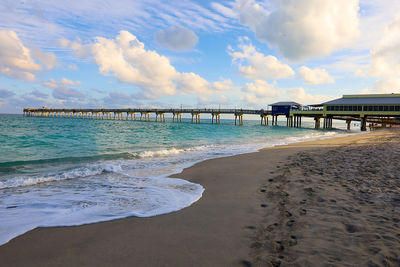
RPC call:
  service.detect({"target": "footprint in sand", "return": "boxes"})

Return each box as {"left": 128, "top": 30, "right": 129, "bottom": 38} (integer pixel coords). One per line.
{"left": 266, "top": 223, "right": 278, "bottom": 232}
{"left": 286, "top": 219, "right": 295, "bottom": 227}
{"left": 344, "top": 223, "right": 359, "bottom": 233}
{"left": 274, "top": 241, "right": 285, "bottom": 252}
{"left": 285, "top": 211, "right": 292, "bottom": 217}
{"left": 299, "top": 209, "right": 307, "bottom": 216}
{"left": 240, "top": 260, "right": 252, "bottom": 267}
{"left": 289, "top": 235, "right": 297, "bottom": 246}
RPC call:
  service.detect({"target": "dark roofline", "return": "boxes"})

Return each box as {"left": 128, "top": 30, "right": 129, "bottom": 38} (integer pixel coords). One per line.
{"left": 270, "top": 101, "right": 302, "bottom": 106}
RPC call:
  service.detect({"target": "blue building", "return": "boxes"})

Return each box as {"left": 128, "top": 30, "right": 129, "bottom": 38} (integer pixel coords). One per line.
{"left": 269, "top": 101, "right": 302, "bottom": 126}
{"left": 270, "top": 102, "right": 301, "bottom": 116}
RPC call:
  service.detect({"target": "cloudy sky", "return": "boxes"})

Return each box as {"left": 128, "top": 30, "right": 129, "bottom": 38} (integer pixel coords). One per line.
{"left": 1, "top": 0, "right": 400, "bottom": 113}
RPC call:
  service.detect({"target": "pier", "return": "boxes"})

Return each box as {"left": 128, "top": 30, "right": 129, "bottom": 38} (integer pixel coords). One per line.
{"left": 23, "top": 94, "right": 400, "bottom": 130}
{"left": 22, "top": 108, "right": 272, "bottom": 126}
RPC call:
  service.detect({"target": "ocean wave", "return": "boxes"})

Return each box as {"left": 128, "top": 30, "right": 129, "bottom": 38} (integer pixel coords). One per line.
{"left": 135, "top": 146, "right": 212, "bottom": 158}
{"left": 0, "top": 163, "right": 123, "bottom": 189}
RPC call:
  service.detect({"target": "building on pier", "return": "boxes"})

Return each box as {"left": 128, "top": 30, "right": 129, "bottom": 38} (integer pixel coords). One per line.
{"left": 291, "top": 94, "right": 400, "bottom": 131}
{"left": 270, "top": 102, "right": 301, "bottom": 126}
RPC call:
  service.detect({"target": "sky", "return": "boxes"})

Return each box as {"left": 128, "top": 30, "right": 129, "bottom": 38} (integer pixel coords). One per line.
{"left": 1, "top": 0, "right": 400, "bottom": 113}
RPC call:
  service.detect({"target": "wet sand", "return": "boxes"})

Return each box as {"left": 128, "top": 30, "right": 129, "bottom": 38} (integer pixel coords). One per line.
{"left": 1, "top": 129, "right": 399, "bottom": 266}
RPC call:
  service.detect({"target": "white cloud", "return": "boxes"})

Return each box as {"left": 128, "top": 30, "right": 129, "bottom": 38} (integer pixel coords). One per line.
{"left": 211, "top": 2, "right": 237, "bottom": 18}
{"left": 30, "top": 46, "right": 57, "bottom": 70}
{"left": 355, "top": 69, "right": 367, "bottom": 78}
{"left": 43, "top": 78, "right": 84, "bottom": 99}
{"left": 357, "top": 0, "right": 400, "bottom": 51}
{"left": 155, "top": 27, "right": 198, "bottom": 51}
{"left": 242, "top": 80, "right": 277, "bottom": 98}
{"left": 44, "top": 78, "right": 81, "bottom": 88}
{"left": 361, "top": 77, "right": 400, "bottom": 94}
{"left": 298, "top": 66, "right": 334, "bottom": 84}
{"left": 63, "top": 31, "right": 221, "bottom": 98}
{"left": 241, "top": 93, "right": 261, "bottom": 104}
{"left": 369, "top": 16, "right": 400, "bottom": 78}
{"left": 176, "top": 72, "right": 211, "bottom": 95}
{"left": 229, "top": 42, "right": 295, "bottom": 80}
{"left": 61, "top": 78, "right": 81, "bottom": 86}
{"left": 362, "top": 16, "right": 400, "bottom": 94}
{"left": 59, "top": 38, "right": 92, "bottom": 58}
{"left": 211, "top": 79, "right": 234, "bottom": 91}
{"left": 236, "top": 0, "right": 360, "bottom": 61}
{"left": 0, "top": 30, "right": 41, "bottom": 81}
{"left": 0, "top": 29, "right": 56, "bottom": 81}
{"left": 240, "top": 80, "right": 278, "bottom": 106}
{"left": 43, "top": 79, "right": 59, "bottom": 89}
{"left": 197, "top": 95, "right": 229, "bottom": 106}
{"left": 287, "top": 87, "right": 336, "bottom": 104}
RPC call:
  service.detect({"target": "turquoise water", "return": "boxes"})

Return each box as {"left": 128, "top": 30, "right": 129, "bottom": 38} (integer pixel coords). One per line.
{"left": 0, "top": 114, "right": 349, "bottom": 245}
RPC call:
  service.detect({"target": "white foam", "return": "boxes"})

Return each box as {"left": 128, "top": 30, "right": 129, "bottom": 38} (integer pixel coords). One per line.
{"left": 0, "top": 175, "right": 204, "bottom": 246}
{"left": 138, "top": 148, "right": 188, "bottom": 158}
{"left": 0, "top": 163, "right": 123, "bottom": 189}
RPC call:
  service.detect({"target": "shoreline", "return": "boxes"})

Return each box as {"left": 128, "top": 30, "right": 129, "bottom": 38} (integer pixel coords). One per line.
{"left": 1, "top": 129, "right": 399, "bottom": 266}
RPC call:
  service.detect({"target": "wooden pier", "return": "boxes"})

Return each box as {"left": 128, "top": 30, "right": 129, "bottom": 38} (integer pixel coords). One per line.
{"left": 23, "top": 94, "right": 400, "bottom": 130}
{"left": 23, "top": 108, "right": 272, "bottom": 126}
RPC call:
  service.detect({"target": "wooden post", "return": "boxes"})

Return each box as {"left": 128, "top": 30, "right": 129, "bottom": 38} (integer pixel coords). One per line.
{"left": 361, "top": 117, "right": 367, "bottom": 131}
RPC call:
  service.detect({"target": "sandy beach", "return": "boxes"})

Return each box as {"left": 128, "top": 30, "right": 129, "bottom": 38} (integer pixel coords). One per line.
{"left": 1, "top": 129, "right": 399, "bottom": 266}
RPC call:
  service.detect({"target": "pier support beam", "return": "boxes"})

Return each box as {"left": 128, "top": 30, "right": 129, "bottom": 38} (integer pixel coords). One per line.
{"left": 323, "top": 117, "right": 333, "bottom": 129}
{"left": 293, "top": 115, "right": 302, "bottom": 128}
{"left": 156, "top": 112, "right": 166, "bottom": 122}
{"left": 272, "top": 115, "right": 279, "bottom": 126}
{"left": 126, "top": 112, "right": 136, "bottom": 120}
{"left": 140, "top": 112, "right": 150, "bottom": 121}
{"left": 260, "top": 114, "right": 269, "bottom": 126}
{"left": 286, "top": 116, "right": 291, "bottom": 127}
{"left": 234, "top": 113, "right": 244, "bottom": 126}
{"left": 314, "top": 117, "right": 321, "bottom": 129}
{"left": 346, "top": 119, "right": 351, "bottom": 130}
{"left": 212, "top": 113, "right": 221, "bottom": 124}
{"left": 173, "top": 112, "right": 182, "bottom": 122}
{"left": 191, "top": 113, "right": 200, "bottom": 123}
{"left": 360, "top": 117, "right": 367, "bottom": 131}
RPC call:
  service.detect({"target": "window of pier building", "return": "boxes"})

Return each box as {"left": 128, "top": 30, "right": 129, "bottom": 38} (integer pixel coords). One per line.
{"left": 363, "top": 105, "right": 400, "bottom": 112}
{"left": 327, "top": 105, "right": 362, "bottom": 112}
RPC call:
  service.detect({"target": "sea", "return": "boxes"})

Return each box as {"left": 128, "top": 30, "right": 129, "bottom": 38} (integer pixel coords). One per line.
{"left": 0, "top": 114, "right": 355, "bottom": 245}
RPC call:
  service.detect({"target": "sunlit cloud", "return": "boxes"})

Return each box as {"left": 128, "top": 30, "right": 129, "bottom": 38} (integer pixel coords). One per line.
{"left": 235, "top": 0, "right": 360, "bottom": 61}
{"left": 298, "top": 66, "right": 335, "bottom": 85}
{"left": 229, "top": 39, "right": 295, "bottom": 80}
{"left": 0, "top": 30, "right": 55, "bottom": 81}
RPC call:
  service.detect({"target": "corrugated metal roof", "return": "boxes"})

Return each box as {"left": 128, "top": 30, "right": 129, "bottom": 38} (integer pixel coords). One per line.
{"left": 270, "top": 101, "right": 301, "bottom": 106}
{"left": 322, "top": 97, "right": 400, "bottom": 105}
